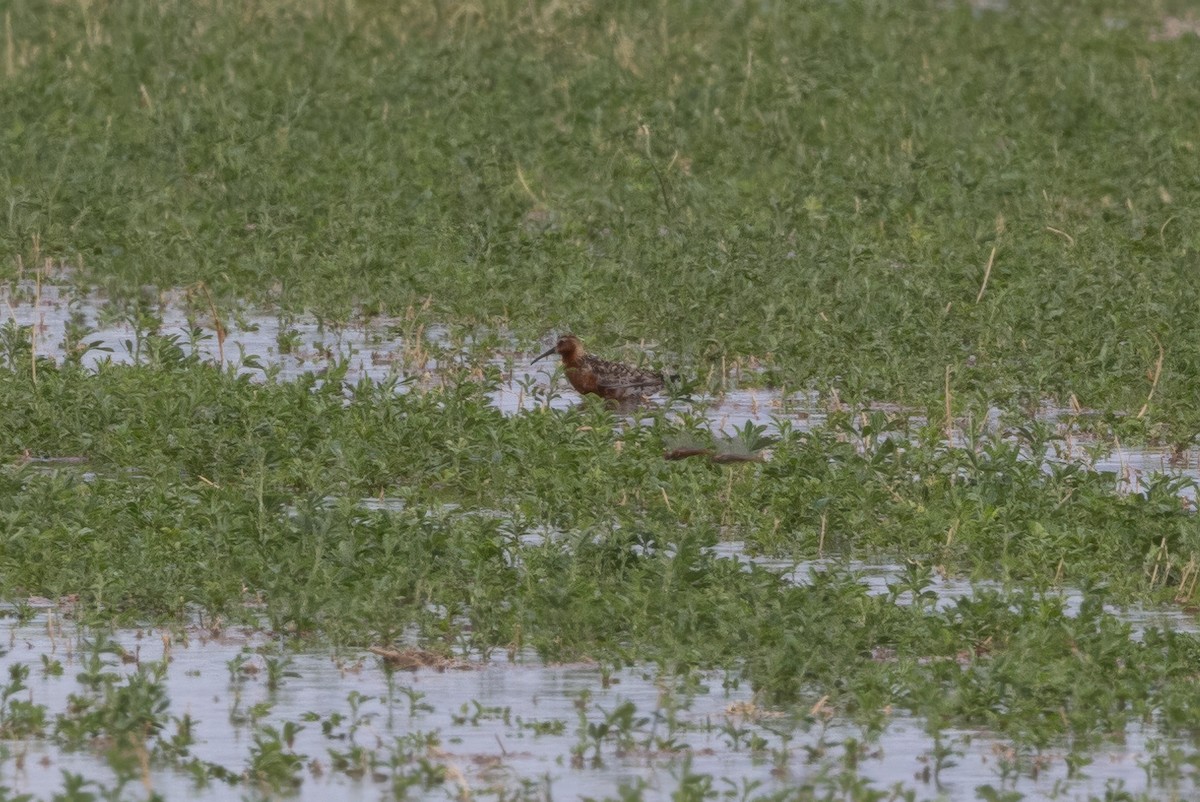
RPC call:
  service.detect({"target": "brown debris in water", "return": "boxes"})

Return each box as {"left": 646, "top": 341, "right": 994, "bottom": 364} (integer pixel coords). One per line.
{"left": 1150, "top": 15, "right": 1200, "bottom": 41}
{"left": 663, "top": 447, "right": 713, "bottom": 461}
{"left": 367, "top": 646, "right": 470, "bottom": 672}
{"left": 709, "top": 451, "right": 766, "bottom": 464}
{"left": 664, "top": 447, "right": 767, "bottom": 464}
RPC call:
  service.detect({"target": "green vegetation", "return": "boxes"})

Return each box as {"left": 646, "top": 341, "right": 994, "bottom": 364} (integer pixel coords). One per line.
{"left": 4, "top": 342, "right": 1200, "bottom": 796}
{"left": 4, "top": 0, "right": 1200, "bottom": 797}
{"left": 3, "top": 352, "right": 1200, "bottom": 748}
{"left": 3, "top": 0, "right": 1200, "bottom": 427}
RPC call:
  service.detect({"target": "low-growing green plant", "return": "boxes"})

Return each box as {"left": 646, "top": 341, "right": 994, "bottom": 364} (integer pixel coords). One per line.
{"left": 4, "top": 305, "right": 1200, "bottom": 799}
{"left": 0, "top": 665, "right": 46, "bottom": 739}
{"left": 5, "top": 0, "right": 1200, "bottom": 431}
{"left": 246, "top": 724, "right": 307, "bottom": 794}
{"left": 55, "top": 661, "right": 170, "bottom": 749}
{"left": 263, "top": 655, "right": 299, "bottom": 694}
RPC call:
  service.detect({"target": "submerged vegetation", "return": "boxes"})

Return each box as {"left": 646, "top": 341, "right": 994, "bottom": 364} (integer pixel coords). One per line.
{"left": 2, "top": 327, "right": 1200, "bottom": 796}
{"left": 2, "top": 343, "right": 1200, "bottom": 730}
{"left": 4, "top": 0, "right": 1200, "bottom": 797}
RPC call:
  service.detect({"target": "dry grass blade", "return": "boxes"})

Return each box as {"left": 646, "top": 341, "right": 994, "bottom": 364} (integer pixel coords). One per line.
{"left": 975, "top": 246, "right": 996, "bottom": 303}
{"left": 1137, "top": 336, "right": 1165, "bottom": 419}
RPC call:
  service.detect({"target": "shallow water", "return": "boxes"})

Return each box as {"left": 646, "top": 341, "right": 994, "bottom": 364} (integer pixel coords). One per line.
{"left": 6, "top": 284, "right": 1200, "bottom": 799}
{"left": 0, "top": 609, "right": 1194, "bottom": 801}
{"left": 3, "top": 282, "right": 821, "bottom": 427}
{"left": 6, "top": 284, "right": 1199, "bottom": 619}
{"left": 6, "top": 282, "right": 1198, "bottom": 473}
{"left": 708, "top": 542, "right": 1200, "bottom": 640}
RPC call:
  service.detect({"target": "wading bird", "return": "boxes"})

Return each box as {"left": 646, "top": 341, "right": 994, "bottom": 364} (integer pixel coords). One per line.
{"left": 532, "top": 334, "right": 666, "bottom": 402}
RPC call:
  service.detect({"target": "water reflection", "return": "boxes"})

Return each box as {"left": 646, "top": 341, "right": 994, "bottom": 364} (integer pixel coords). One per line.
{"left": 0, "top": 609, "right": 1188, "bottom": 801}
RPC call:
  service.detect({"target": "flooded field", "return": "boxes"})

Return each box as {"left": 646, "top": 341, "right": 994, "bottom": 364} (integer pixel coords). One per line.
{"left": 6, "top": 283, "right": 1200, "bottom": 801}
{"left": 4, "top": 280, "right": 1197, "bottom": 473}
{"left": 9, "top": 0, "right": 1200, "bottom": 797}
{"left": 3, "top": 601, "right": 1196, "bottom": 801}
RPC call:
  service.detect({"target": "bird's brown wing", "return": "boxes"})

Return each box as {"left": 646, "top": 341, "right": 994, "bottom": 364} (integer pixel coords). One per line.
{"left": 596, "top": 374, "right": 664, "bottom": 391}
{"left": 585, "top": 355, "right": 664, "bottom": 392}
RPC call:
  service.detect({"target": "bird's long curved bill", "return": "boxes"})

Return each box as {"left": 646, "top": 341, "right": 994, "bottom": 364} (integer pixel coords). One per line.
{"left": 532, "top": 346, "right": 557, "bottom": 364}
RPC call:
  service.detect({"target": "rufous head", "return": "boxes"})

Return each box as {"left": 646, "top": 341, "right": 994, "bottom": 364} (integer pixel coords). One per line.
{"left": 532, "top": 334, "right": 583, "bottom": 363}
